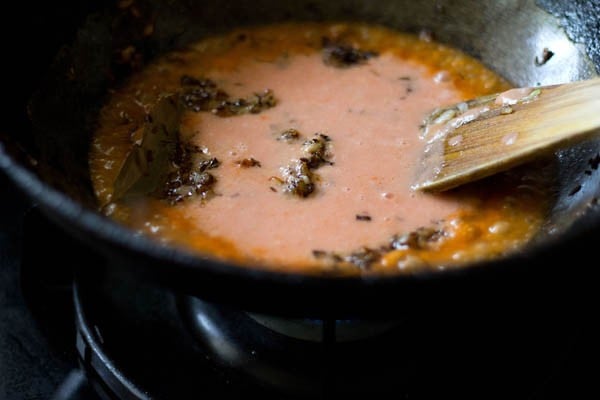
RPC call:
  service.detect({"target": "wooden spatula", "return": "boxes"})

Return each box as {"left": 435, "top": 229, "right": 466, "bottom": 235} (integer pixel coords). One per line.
{"left": 412, "top": 78, "right": 600, "bottom": 192}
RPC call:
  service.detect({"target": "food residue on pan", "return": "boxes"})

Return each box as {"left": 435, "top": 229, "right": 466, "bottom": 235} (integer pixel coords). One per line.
{"left": 90, "top": 22, "right": 554, "bottom": 276}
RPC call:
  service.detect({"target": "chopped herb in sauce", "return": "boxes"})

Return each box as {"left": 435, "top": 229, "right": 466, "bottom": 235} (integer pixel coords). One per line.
{"left": 344, "top": 247, "right": 380, "bottom": 269}
{"left": 180, "top": 75, "right": 277, "bottom": 116}
{"left": 322, "top": 37, "right": 378, "bottom": 68}
{"left": 180, "top": 76, "right": 229, "bottom": 112}
{"left": 213, "top": 89, "right": 277, "bottom": 117}
{"left": 275, "top": 133, "right": 334, "bottom": 197}
{"left": 301, "top": 133, "right": 333, "bottom": 168}
{"left": 163, "top": 144, "right": 220, "bottom": 204}
{"left": 236, "top": 158, "right": 262, "bottom": 168}
{"left": 280, "top": 159, "right": 316, "bottom": 197}
{"left": 196, "top": 156, "right": 220, "bottom": 171}
{"left": 311, "top": 225, "right": 446, "bottom": 270}
{"left": 164, "top": 170, "right": 217, "bottom": 205}
{"left": 311, "top": 249, "right": 343, "bottom": 263}
{"left": 389, "top": 227, "right": 444, "bottom": 250}
{"left": 277, "top": 128, "right": 301, "bottom": 142}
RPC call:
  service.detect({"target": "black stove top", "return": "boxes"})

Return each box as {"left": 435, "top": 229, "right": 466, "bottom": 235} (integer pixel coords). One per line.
{"left": 1, "top": 171, "right": 599, "bottom": 400}
{"left": 0, "top": 173, "right": 78, "bottom": 399}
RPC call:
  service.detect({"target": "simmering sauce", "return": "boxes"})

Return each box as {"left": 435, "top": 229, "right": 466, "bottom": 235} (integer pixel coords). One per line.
{"left": 90, "top": 22, "right": 553, "bottom": 275}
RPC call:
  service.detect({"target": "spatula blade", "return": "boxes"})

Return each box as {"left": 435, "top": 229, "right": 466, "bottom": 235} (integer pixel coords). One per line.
{"left": 412, "top": 78, "right": 600, "bottom": 192}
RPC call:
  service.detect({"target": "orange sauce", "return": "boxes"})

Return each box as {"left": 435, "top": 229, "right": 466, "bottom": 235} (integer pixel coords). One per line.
{"left": 90, "top": 22, "right": 553, "bottom": 275}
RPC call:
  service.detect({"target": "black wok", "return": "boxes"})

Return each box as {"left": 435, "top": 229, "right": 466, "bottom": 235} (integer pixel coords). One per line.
{"left": 1, "top": 0, "right": 600, "bottom": 317}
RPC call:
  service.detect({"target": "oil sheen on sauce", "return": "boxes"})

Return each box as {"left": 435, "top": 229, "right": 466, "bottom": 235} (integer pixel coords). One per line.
{"left": 90, "top": 23, "right": 553, "bottom": 276}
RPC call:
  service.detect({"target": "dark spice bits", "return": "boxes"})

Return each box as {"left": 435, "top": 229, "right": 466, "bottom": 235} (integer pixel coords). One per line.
{"left": 163, "top": 144, "right": 220, "bottom": 204}
{"left": 180, "top": 75, "right": 277, "bottom": 116}
{"left": 196, "top": 156, "right": 220, "bottom": 171}
{"left": 280, "top": 159, "right": 315, "bottom": 197}
{"left": 180, "top": 76, "right": 229, "bottom": 112}
{"left": 312, "top": 249, "right": 327, "bottom": 258}
{"left": 390, "top": 227, "right": 444, "bottom": 250}
{"left": 322, "top": 37, "right": 378, "bottom": 68}
{"left": 311, "top": 226, "right": 446, "bottom": 270}
{"left": 277, "top": 133, "right": 334, "bottom": 197}
{"left": 236, "top": 158, "right": 262, "bottom": 168}
{"left": 312, "top": 249, "right": 343, "bottom": 263}
{"left": 164, "top": 170, "right": 217, "bottom": 205}
{"left": 398, "top": 76, "right": 414, "bottom": 100}
{"left": 301, "top": 133, "right": 333, "bottom": 168}
{"left": 212, "top": 89, "right": 277, "bottom": 117}
{"left": 356, "top": 214, "right": 372, "bottom": 221}
{"left": 344, "top": 247, "right": 380, "bottom": 270}
{"left": 278, "top": 128, "right": 301, "bottom": 142}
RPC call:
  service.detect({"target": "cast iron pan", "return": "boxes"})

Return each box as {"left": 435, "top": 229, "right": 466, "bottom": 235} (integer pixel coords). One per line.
{"left": 1, "top": 0, "right": 600, "bottom": 317}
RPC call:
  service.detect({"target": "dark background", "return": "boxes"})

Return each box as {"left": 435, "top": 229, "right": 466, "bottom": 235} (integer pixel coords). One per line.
{"left": 0, "top": 173, "right": 74, "bottom": 399}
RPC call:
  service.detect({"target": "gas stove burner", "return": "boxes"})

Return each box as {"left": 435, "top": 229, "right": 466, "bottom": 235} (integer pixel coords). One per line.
{"left": 71, "top": 262, "right": 581, "bottom": 400}
{"left": 74, "top": 275, "right": 409, "bottom": 399}
{"left": 246, "top": 312, "right": 400, "bottom": 342}
{"left": 71, "top": 269, "right": 293, "bottom": 400}
{"left": 179, "top": 296, "right": 408, "bottom": 396}
{"left": 74, "top": 284, "right": 150, "bottom": 400}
